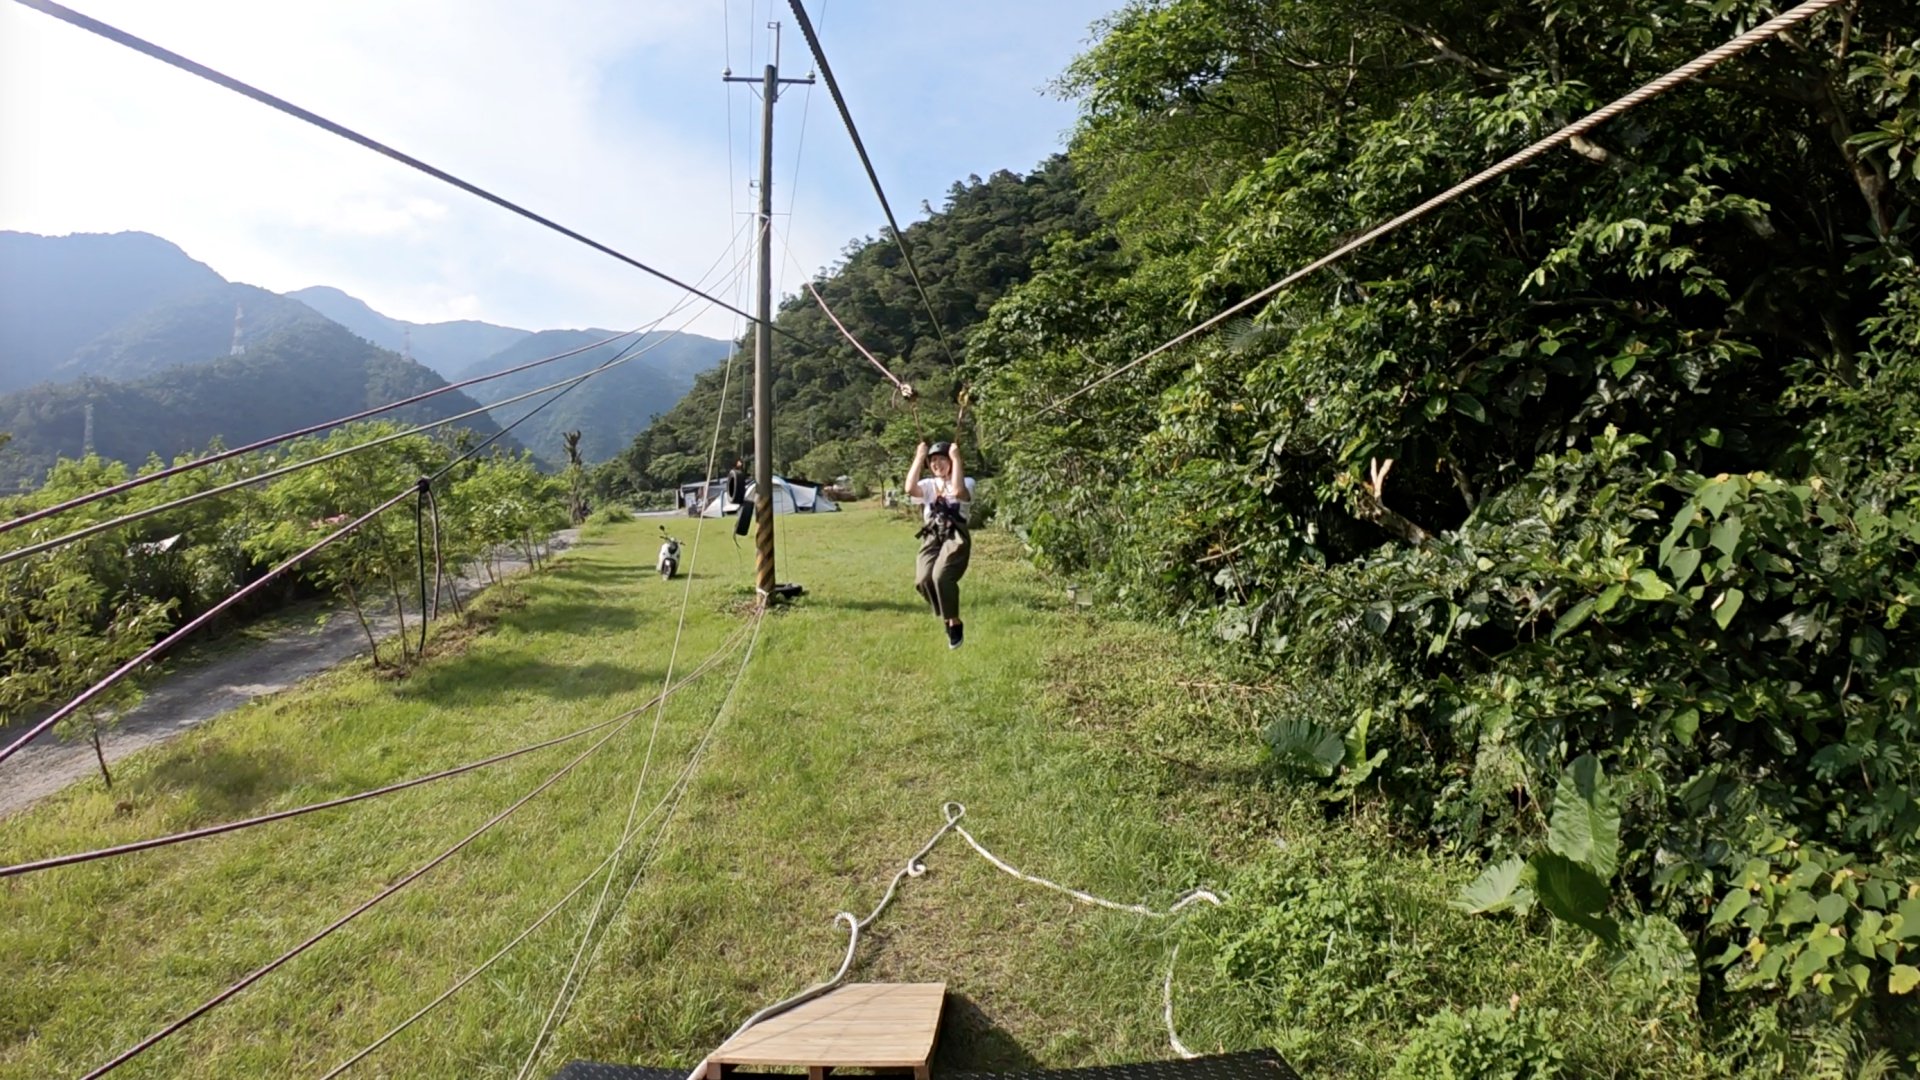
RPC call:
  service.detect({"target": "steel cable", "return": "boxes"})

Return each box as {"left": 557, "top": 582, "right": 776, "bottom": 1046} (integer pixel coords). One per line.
{"left": 0, "top": 487, "right": 413, "bottom": 767}
{"left": 517, "top": 224, "right": 765, "bottom": 1078}
{"left": 72, "top": 704, "right": 644, "bottom": 1079}
{"left": 9, "top": 0, "right": 798, "bottom": 341}
{"left": 0, "top": 634, "right": 744, "bottom": 879}
{"left": 320, "top": 614, "right": 763, "bottom": 1079}
{"left": 783, "top": 0, "right": 958, "bottom": 369}
{"left": 0, "top": 326, "right": 646, "bottom": 539}
{"left": 1047, "top": 0, "right": 1849, "bottom": 409}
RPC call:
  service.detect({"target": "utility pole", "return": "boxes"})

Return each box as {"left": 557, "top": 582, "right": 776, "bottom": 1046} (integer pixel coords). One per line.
{"left": 725, "top": 22, "right": 813, "bottom": 604}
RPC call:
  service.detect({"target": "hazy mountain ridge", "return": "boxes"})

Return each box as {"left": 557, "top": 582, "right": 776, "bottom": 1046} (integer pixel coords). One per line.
{"left": 0, "top": 231, "right": 228, "bottom": 393}
{"left": 288, "top": 286, "right": 533, "bottom": 378}
{"left": 459, "top": 329, "right": 729, "bottom": 465}
{"left": 0, "top": 321, "right": 519, "bottom": 489}
{"left": 0, "top": 230, "right": 730, "bottom": 484}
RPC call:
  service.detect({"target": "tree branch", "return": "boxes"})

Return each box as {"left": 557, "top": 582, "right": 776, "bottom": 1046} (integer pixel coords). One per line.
{"left": 1351, "top": 458, "right": 1432, "bottom": 547}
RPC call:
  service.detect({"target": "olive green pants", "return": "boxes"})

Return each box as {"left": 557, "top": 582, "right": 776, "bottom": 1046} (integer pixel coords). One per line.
{"left": 914, "top": 525, "right": 971, "bottom": 622}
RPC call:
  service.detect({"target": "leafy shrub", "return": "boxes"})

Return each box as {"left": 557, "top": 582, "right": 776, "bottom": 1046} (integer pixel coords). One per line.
{"left": 587, "top": 503, "right": 634, "bottom": 526}
{"left": 1387, "top": 1004, "right": 1563, "bottom": 1080}
{"left": 1186, "top": 822, "right": 1690, "bottom": 1077}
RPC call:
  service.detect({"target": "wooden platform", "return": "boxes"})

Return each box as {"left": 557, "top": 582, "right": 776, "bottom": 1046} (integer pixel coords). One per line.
{"left": 705, "top": 982, "right": 947, "bottom": 1080}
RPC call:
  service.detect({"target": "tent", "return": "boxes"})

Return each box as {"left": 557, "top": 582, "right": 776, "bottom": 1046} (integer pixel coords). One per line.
{"left": 698, "top": 476, "right": 839, "bottom": 517}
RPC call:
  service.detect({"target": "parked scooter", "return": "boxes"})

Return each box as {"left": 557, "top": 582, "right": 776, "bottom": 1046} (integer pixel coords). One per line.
{"left": 656, "top": 527, "right": 682, "bottom": 580}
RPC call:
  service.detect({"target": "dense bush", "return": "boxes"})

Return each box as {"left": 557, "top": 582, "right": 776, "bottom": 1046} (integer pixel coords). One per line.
{"left": 970, "top": 0, "right": 1920, "bottom": 1062}
{"left": 0, "top": 424, "right": 569, "bottom": 780}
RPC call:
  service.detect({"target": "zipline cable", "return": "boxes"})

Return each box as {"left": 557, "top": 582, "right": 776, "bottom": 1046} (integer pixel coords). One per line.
{"left": 8, "top": 0, "right": 810, "bottom": 343}
{"left": 73, "top": 716, "right": 640, "bottom": 1079}
{"left": 0, "top": 627, "right": 748, "bottom": 879}
{"left": 0, "top": 487, "right": 413, "bottom": 768}
{"left": 0, "top": 230, "right": 758, "bottom": 568}
{"left": 783, "top": 0, "right": 958, "bottom": 369}
{"left": 321, "top": 612, "right": 765, "bottom": 1079}
{"left": 1048, "top": 0, "right": 1849, "bottom": 409}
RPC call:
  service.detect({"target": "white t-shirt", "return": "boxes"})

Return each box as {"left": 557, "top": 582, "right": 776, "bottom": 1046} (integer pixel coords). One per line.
{"left": 916, "top": 476, "right": 975, "bottom": 524}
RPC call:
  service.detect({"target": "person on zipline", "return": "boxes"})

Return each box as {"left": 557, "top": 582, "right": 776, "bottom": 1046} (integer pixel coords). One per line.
{"left": 905, "top": 438, "right": 974, "bottom": 649}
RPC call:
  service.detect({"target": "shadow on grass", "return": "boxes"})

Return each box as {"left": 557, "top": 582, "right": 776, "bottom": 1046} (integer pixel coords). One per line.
{"left": 127, "top": 742, "right": 302, "bottom": 819}
{"left": 817, "top": 596, "right": 931, "bottom": 615}
{"left": 935, "top": 991, "right": 1044, "bottom": 1073}
{"left": 552, "top": 561, "right": 728, "bottom": 589}
{"left": 510, "top": 599, "right": 652, "bottom": 636}
{"left": 401, "top": 658, "right": 655, "bottom": 706}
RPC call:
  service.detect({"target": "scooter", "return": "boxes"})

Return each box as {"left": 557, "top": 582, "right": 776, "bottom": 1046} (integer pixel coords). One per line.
{"left": 656, "top": 527, "right": 682, "bottom": 581}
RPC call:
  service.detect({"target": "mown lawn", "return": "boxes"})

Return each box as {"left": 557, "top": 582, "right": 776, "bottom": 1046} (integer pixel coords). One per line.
{"left": 1, "top": 507, "right": 1668, "bottom": 1079}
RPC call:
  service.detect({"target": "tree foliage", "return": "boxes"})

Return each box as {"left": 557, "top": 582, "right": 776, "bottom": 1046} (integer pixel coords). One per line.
{"left": 602, "top": 158, "right": 1099, "bottom": 499}
{"left": 969, "top": 0, "right": 1920, "bottom": 1064}
{"left": 0, "top": 422, "right": 570, "bottom": 767}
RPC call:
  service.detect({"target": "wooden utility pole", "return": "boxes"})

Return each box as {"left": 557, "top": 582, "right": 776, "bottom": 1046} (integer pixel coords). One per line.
{"left": 725, "top": 23, "right": 812, "bottom": 604}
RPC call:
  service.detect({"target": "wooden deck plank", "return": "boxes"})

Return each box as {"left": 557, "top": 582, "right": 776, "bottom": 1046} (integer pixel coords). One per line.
{"left": 711, "top": 983, "right": 946, "bottom": 1070}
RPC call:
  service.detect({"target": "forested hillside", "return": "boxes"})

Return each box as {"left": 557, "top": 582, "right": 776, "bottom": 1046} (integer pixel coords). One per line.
{"left": 598, "top": 157, "right": 1093, "bottom": 497}
{"left": 0, "top": 231, "right": 227, "bottom": 392}
{"left": 0, "top": 321, "right": 517, "bottom": 488}
{"left": 950, "top": 0, "right": 1920, "bottom": 1070}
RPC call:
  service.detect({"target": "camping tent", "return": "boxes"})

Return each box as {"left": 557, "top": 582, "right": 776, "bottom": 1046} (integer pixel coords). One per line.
{"left": 699, "top": 476, "right": 839, "bottom": 517}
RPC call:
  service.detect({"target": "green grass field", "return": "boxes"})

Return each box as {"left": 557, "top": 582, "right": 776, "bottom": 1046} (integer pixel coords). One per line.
{"left": 0, "top": 508, "right": 1674, "bottom": 1079}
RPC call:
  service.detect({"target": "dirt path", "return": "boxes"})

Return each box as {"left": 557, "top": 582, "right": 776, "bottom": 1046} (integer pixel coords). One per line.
{"left": 0, "top": 530, "right": 580, "bottom": 818}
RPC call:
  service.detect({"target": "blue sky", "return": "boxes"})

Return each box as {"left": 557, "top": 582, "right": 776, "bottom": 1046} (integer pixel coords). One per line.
{"left": 0, "top": 0, "right": 1117, "bottom": 340}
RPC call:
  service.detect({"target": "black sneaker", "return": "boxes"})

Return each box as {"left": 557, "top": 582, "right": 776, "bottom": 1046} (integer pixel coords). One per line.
{"left": 947, "top": 621, "right": 964, "bottom": 649}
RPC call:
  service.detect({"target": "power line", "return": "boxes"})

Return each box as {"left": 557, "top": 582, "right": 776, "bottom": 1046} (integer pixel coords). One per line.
{"left": 783, "top": 0, "right": 958, "bottom": 369}
{"left": 0, "top": 211, "right": 755, "bottom": 540}
{"left": 0, "top": 328, "right": 642, "bottom": 539}
{"left": 0, "top": 226, "right": 758, "bottom": 568}
{"left": 1047, "top": 0, "right": 1848, "bottom": 410}
{"left": 319, "top": 614, "right": 763, "bottom": 1079}
{"left": 12, "top": 0, "right": 809, "bottom": 344}
{"left": 72, "top": 697, "right": 651, "bottom": 1080}
{"left": 0, "top": 631, "right": 747, "bottom": 880}
{"left": 0, "top": 487, "right": 413, "bottom": 768}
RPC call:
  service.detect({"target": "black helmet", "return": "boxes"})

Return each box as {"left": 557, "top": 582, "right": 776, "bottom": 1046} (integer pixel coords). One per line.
{"left": 928, "top": 441, "right": 953, "bottom": 460}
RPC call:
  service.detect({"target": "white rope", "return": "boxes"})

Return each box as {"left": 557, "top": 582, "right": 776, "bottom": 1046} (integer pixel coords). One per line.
{"left": 689, "top": 801, "right": 1225, "bottom": 1079}
{"left": 1049, "top": 0, "right": 1849, "bottom": 409}
{"left": 313, "top": 620, "right": 754, "bottom": 1078}
{"left": 514, "top": 231, "right": 765, "bottom": 1080}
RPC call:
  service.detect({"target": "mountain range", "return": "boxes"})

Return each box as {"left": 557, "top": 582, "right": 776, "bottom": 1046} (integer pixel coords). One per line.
{"left": 0, "top": 230, "right": 729, "bottom": 488}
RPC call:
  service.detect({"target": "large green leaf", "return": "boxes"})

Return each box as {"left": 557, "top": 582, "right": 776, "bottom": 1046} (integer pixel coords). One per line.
{"left": 1548, "top": 754, "right": 1621, "bottom": 879}
{"left": 1552, "top": 597, "right": 1596, "bottom": 642}
{"left": 1263, "top": 717, "right": 1345, "bottom": 778}
{"left": 1452, "top": 855, "right": 1535, "bottom": 915}
{"left": 1530, "top": 852, "right": 1620, "bottom": 946}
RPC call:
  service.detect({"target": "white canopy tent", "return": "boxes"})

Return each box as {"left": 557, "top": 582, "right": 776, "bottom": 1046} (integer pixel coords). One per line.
{"left": 696, "top": 476, "right": 839, "bottom": 517}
